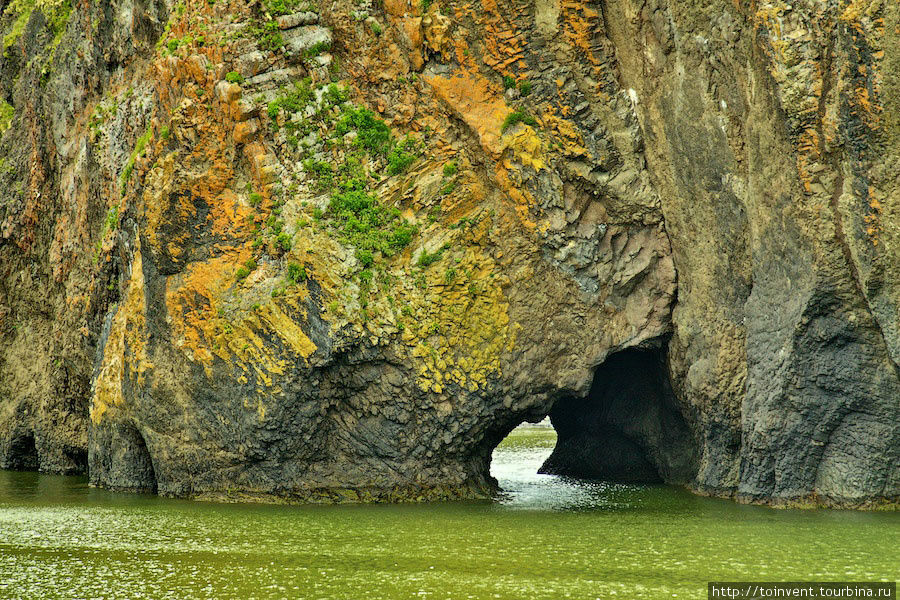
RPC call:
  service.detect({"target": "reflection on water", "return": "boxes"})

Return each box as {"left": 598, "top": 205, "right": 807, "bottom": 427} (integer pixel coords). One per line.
{"left": 491, "top": 421, "right": 640, "bottom": 511}
{"left": 0, "top": 423, "right": 898, "bottom": 600}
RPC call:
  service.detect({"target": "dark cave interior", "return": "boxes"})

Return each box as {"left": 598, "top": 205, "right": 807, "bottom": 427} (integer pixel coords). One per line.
{"left": 539, "top": 345, "right": 698, "bottom": 484}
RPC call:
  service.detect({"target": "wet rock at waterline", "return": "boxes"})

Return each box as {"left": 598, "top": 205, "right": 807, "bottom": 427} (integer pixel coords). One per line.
{"left": 0, "top": 0, "right": 898, "bottom": 509}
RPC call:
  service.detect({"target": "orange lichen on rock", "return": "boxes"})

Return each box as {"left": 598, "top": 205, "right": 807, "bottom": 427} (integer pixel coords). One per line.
{"left": 559, "top": 0, "right": 610, "bottom": 90}
{"left": 477, "top": 0, "right": 527, "bottom": 72}
{"left": 425, "top": 70, "right": 510, "bottom": 157}
{"left": 166, "top": 251, "right": 246, "bottom": 369}
{"left": 166, "top": 247, "right": 318, "bottom": 382}
{"left": 208, "top": 188, "right": 255, "bottom": 238}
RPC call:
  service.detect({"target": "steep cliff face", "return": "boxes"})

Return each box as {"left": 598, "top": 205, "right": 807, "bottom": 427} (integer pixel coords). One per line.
{"left": 0, "top": 0, "right": 896, "bottom": 508}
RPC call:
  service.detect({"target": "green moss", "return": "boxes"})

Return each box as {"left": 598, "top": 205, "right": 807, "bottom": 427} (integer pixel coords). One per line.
{"left": 92, "top": 203, "right": 120, "bottom": 263}
{"left": 442, "top": 160, "right": 457, "bottom": 177}
{"left": 336, "top": 106, "right": 392, "bottom": 156}
{"left": 417, "top": 243, "right": 448, "bottom": 267}
{"left": 440, "top": 180, "right": 456, "bottom": 195}
{"left": 267, "top": 216, "right": 284, "bottom": 234}
{"left": 0, "top": 100, "right": 13, "bottom": 134}
{"left": 225, "top": 71, "right": 244, "bottom": 84}
{"left": 267, "top": 78, "right": 314, "bottom": 121}
{"left": 303, "top": 159, "right": 334, "bottom": 185}
{"left": 287, "top": 262, "right": 306, "bottom": 284}
{"left": 355, "top": 249, "right": 374, "bottom": 267}
{"left": 386, "top": 135, "right": 419, "bottom": 175}
{"left": 501, "top": 110, "right": 537, "bottom": 134}
{"left": 450, "top": 215, "right": 476, "bottom": 229}
{"left": 263, "top": 0, "right": 311, "bottom": 16}
{"left": 258, "top": 21, "right": 284, "bottom": 51}
{"left": 235, "top": 257, "right": 258, "bottom": 281}
{"left": 46, "top": 0, "right": 71, "bottom": 41}
{"left": 324, "top": 83, "right": 349, "bottom": 105}
{"left": 2, "top": 0, "right": 35, "bottom": 51}
{"left": 305, "top": 40, "right": 331, "bottom": 59}
{"left": 105, "top": 204, "right": 119, "bottom": 230}
{"left": 502, "top": 75, "right": 515, "bottom": 90}
{"left": 326, "top": 180, "right": 417, "bottom": 263}
{"left": 518, "top": 80, "right": 531, "bottom": 96}
{"left": 120, "top": 125, "right": 153, "bottom": 193}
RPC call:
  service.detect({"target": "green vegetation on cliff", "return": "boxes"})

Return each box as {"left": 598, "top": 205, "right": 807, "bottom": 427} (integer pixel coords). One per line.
{"left": 2, "top": 0, "right": 71, "bottom": 53}
{"left": 0, "top": 100, "right": 12, "bottom": 133}
{"left": 327, "top": 181, "right": 417, "bottom": 261}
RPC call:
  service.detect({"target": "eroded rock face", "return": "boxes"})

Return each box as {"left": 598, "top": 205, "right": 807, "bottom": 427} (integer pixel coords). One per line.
{"left": 0, "top": 0, "right": 896, "bottom": 508}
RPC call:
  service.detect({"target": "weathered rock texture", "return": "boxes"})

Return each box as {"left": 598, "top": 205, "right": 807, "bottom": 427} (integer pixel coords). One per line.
{"left": 0, "top": 0, "right": 897, "bottom": 508}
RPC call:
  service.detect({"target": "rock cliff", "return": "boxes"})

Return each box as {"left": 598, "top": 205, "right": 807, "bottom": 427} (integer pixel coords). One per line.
{"left": 0, "top": 0, "right": 897, "bottom": 508}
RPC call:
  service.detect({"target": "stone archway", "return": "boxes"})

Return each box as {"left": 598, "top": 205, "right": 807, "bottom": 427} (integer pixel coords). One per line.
{"left": 538, "top": 344, "right": 698, "bottom": 485}
{"left": 2, "top": 432, "right": 39, "bottom": 471}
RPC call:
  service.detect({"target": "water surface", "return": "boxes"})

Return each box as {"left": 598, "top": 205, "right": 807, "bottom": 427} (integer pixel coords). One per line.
{"left": 1, "top": 424, "right": 897, "bottom": 599}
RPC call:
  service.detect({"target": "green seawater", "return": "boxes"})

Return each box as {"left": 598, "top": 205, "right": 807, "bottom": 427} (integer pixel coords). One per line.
{"left": 0, "top": 425, "right": 897, "bottom": 599}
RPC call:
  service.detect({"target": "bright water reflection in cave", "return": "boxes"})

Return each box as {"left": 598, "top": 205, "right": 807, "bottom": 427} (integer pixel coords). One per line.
{"left": 489, "top": 420, "right": 647, "bottom": 511}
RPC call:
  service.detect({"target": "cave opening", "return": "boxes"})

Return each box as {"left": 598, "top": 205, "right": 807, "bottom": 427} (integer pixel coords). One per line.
{"left": 128, "top": 429, "right": 159, "bottom": 494}
{"left": 6, "top": 433, "right": 40, "bottom": 471}
{"left": 101, "top": 425, "right": 159, "bottom": 494}
{"left": 490, "top": 344, "right": 698, "bottom": 494}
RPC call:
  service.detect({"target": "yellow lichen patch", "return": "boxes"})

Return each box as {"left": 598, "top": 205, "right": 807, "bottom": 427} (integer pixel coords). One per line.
{"left": 542, "top": 110, "right": 590, "bottom": 159}
{"left": 404, "top": 244, "right": 516, "bottom": 393}
{"left": 754, "top": 2, "right": 794, "bottom": 66}
{"left": 839, "top": 0, "right": 881, "bottom": 26}
{"left": 167, "top": 246, "right": 319, "bottom": 383}
{"left": 218, "top": 298, "right": 315, "bottom": 387}
{"left": 286, "top": 229, "right": 348, "bottom": 303}
{"left": 440, "top": 172, "right": 489, "bottom": 225}
{"left": 501, "top": 124, "right": 546, "bottom": 172}
{"left": 91, "top": 246, "right": 152, "bottom": 423}
{"left": 754, "top": 2, "right": 788, "bottom": 37}
{"left": 424, "top": 70, "right": 510, "bottom": 158}
{"left": 251, "top": 300, "right": 317, "bottom": 360}
{"left": 494, "top": 164, "right": 538, "bottom": 230}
